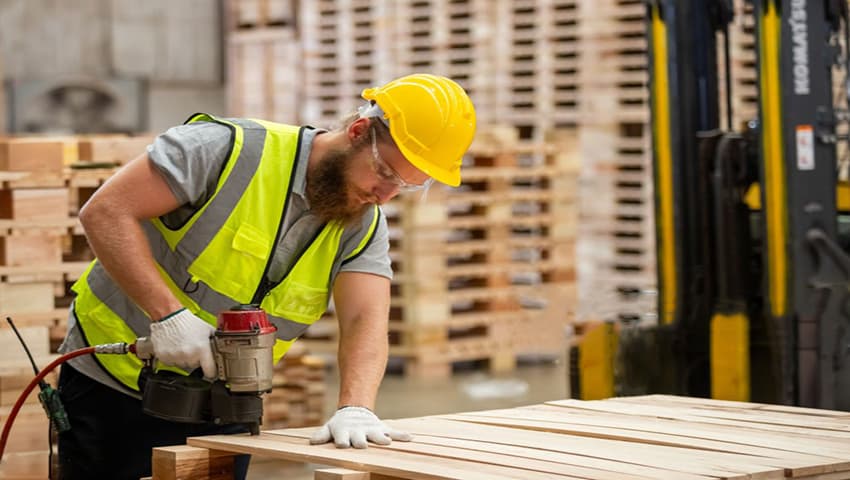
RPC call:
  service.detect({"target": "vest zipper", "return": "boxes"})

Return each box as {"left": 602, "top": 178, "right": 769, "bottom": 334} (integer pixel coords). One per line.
{"left": 250, "top": 126, "right": 306, "bottom": 305}
{"left": 251, "top": 202, "right": 288, "bottom": 305}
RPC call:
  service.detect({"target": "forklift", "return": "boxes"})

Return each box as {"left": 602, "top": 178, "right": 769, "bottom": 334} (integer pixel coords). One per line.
{"left": 571, "top": 0, "right": 850, "bottom": 410}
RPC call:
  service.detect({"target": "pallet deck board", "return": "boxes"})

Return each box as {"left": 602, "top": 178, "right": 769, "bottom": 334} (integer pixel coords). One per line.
{"left": 160, "top": 395, "right": 850, "bottom": 480}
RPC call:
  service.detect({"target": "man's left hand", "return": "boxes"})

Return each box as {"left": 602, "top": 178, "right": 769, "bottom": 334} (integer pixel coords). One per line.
{"left": 309, "top": 406, "right": 412, "bottom": 449}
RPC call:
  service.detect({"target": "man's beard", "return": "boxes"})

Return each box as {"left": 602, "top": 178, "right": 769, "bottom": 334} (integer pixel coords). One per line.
{"left": 306, "top": 147, "right": 369, "bottom": 225}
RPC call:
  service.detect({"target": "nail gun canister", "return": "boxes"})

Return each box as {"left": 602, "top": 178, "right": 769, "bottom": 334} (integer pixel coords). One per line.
{"left": 213, "top": 305, "right": 278, "bottom": 394}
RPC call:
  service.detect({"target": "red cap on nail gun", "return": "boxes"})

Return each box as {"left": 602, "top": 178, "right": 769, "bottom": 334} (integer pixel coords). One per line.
{"left": 217, "top": 305, "right": 277, "bottom": 334}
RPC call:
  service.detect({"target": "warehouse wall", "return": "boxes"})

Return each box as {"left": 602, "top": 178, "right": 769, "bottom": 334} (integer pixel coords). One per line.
{"left": 0, "top": 0, "right": 226, "bottom": 134}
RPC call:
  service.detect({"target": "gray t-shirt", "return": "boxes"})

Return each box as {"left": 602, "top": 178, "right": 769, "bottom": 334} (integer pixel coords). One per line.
{"left": 60, "top": 120, "right": 391, "bottom": 396}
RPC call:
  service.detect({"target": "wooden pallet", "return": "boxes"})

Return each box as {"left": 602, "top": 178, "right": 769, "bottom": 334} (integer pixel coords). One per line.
{"left": 298, "top": 0, "right": 395, "bottom": 126}
{"left": 263, "top": 345, "right": 327, "bottom": 429}
{"left": 0, "top": 326, "right": 57, "bottom": 480}
{"left": 227, "top": 27, "right": 301, "bottom": 124}
{"left": 76, "top": 134, "right": 154, "bottom": 166}
{"left": 153, "top": 394, "right": 850, "bottom": 479}
{"left": 301, "top": 131, "right": 578, "bottom": 378}
{"left": 226, "top": 0, "right": 295, "bottom": 31}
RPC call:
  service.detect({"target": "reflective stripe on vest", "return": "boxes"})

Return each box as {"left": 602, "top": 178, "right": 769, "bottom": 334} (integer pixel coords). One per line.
{"left": 72, "top": 114, "right": 379, "bottom": 391}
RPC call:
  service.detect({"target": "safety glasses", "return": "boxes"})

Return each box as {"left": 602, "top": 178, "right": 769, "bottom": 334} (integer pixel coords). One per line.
{"left": 370, "top": 128, "right": 433, "bottom": 193}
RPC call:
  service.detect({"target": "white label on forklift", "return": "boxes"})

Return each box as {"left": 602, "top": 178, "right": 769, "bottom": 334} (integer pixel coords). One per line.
{"left": 796, "top": 125, "right": 814, "bottom": 170}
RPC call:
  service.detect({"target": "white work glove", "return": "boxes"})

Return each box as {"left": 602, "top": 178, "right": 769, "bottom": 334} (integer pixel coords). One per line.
{"left": 309, "top": 406, "right": 412, "bottom": 449}
{"left": 149, "top": 308, "right": 217, "bottom": 379}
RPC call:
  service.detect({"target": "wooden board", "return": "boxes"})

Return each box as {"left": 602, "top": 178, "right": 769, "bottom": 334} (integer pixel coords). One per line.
{"left": 76, "top": 135, "right": 155, "bottom": 165}
{"left": 0, "top": 138, "right": 71, "bottom": 172}
{"left": 155, "top": 395, "right": 850, "bottom": 480}
{"left": 0, "top": 188, "right": 69, "bottom": 221}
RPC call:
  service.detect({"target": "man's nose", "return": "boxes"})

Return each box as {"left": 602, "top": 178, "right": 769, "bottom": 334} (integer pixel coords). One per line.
{"left": 373, "top": 183, "right": 400, "bottom": 204}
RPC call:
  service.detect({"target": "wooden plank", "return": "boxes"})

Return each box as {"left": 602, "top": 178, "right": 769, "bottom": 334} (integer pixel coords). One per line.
{"left": 0, "top": 234, "right": 63, "bottom": 266}
{"left": 0, "top": 188, "right": 69, "bottom": 221}
{"left": 0, "top": 326, "right": 49, "bottom": 362}
{"left": 0, "top": 282, "right": 55, "bottom": 314}
{"left": 273, "top": 427, "right": 712, "bottom": 480}
{"left": 0, "top": 217, "right": 77, "bottom": 235}
{"left": 0, "top": 138, "right": 69, "bottom": 172}
{"left": 386, "top": 417, "right": 768, "bottom": 480}
{"left": 564, "top": 398, "right": 850, "bottom": 434}
{"left": 314, "top": 468, "right": 372, "bottom": 480}
{"left": 617, "top": 394, "right": 850, "bottom": 419}
{"left": 435, "top": 414, "right": 786, "bottom": 479}
{"left": 314, "top": 468, "right": 413, "bottom": 480}
{"left": 188, "top": 433, "right": 573, "bottom": 480}
{"left": 77, "top": 135, "right": 154, "bottom": 165}
{"left": 151, "top": 445, "right": 236, "bottom": 480}
{"left": 0, "top": 451, "right": 48, "bottom": 479}
{"left": 0, "top": 261, "right": 88, "bottom": 280}
{"left": 546, "top": 398, "right": 850, "bottom": 434}
{"left": 453, "top": 405, "right": 850, "bottom": 477}
{"left": 269, "top": 430, "right": 653, "bottom": 480}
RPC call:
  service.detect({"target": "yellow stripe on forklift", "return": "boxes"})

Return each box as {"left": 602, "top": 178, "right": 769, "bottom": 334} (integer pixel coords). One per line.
{"left": 759, "top": 2, "right": 788, "bottom": 317}
{"left": 711, "top": 312, "right": 750, "bottom": 401}
{"left": 650, "top": 5, "right": 677, "bottom": 325}
{"left": 745, "top": 183, "right": 850, "bottom": 211}
{"left": 839, "top": 183, "right": 850, "bottom": 211}
{"left": 578, "top": 322, "right": 618, "bottom": 400}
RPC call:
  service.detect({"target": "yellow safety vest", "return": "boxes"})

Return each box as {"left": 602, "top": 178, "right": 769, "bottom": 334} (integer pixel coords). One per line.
{"left": 72, "top": 114, "right": 379, "bottom": 391}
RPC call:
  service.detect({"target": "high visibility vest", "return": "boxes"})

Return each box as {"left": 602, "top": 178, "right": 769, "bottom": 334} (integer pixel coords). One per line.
{"left": 72, "top": 114, "right": 380, "bottom": 391}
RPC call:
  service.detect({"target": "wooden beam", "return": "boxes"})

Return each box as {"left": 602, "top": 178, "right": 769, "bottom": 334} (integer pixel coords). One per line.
{"left": 151, "top": 445, "right": 236, "bottom": 480}
{"left": 314, "top": 469, "right": 409, "bottom": 480}
{"left": 314, "top": 468, "right": 370, "bottom": 480}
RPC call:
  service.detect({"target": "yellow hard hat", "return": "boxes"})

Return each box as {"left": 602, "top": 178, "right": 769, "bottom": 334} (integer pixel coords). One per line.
{"left": 361, "top": 74, "right": 476, "bottom": 187}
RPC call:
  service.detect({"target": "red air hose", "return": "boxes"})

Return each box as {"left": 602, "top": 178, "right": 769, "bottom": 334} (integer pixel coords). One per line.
{"left": 0, "top": 346, "right": 96, "bottom": 461}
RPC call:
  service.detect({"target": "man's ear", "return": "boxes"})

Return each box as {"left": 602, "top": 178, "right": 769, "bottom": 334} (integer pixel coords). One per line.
{"left": 347, "top": 117, "right": 371, "bottom": 143}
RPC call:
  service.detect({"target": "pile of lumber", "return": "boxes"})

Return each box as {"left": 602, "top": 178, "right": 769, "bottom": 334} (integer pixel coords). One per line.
{"left": 263, "top": 344, "right": 327, "bottom": 429}
{"left": 0, "top": 326, "right": 59, "bottom": 480}
{"left": 0, "top": 135, "right": 331, "bottom": 477}
{"left": 0, "top": 135, "right": 143, "bottom": 351}
{"left": 226, "top": 0, "right": 579, "bottom": 142}
{"left": 301, "top": 126, "right": 579, "bottom": 378}
{"left": 159, "top": 394, "right": 850, "bottom": 479}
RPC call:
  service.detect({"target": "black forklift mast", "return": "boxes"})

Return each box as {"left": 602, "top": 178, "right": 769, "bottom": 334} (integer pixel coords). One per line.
{"left": 641, "top": 0, "right": 850, "bottom": 408}
{"left": 643, "top": 0, "right": 735, "bottom": 398}
{"left": 751, "top": 0, "right": 850, "bottom": 409}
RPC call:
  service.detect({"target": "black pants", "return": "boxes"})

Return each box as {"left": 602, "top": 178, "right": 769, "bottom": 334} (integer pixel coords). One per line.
{"left": 57, "top": 364, "right": 250, "bottom": 480}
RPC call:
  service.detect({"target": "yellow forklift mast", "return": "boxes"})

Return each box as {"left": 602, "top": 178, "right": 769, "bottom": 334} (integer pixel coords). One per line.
{"left": 572, "top": 0, "right": 850, "bottom": 410}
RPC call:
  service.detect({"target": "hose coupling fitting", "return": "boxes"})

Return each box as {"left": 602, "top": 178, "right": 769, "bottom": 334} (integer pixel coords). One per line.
{"left": 94, "top": 343, "right": 131, "bottom": 355}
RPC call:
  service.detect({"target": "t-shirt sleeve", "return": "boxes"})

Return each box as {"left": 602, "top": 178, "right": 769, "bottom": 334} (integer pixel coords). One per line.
{"left": 339, "top": 210, "right": 393, "bottom": 280}
{"left": 146, "top": 121, "right": 233, "bottom": 208}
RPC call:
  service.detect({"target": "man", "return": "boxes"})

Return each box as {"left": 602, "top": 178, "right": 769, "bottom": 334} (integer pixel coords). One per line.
{"left": 56, "top": 73, "right": 476, "bottom": 480}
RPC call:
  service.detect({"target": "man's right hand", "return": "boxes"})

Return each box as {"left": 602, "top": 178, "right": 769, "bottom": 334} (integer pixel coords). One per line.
{"left": 149, "top": 308, "right": 217, "bottom": 379}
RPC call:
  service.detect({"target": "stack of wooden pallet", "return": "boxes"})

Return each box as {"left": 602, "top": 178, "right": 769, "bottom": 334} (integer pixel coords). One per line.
{"left": 224, "top": 0, "right": 301, "bottom": 124}
{"left": 0, "top": 138, "right": 83, "bottom": 349}
{"left": 573, "top": 0, "right": 765, "bottom": 329}
{"left": 302, "top": 126, "right": 579, "bottom": 378}
{"left": 226, "top": 0, "right": 579, "bottom": 140}
{"left": 493, "top": 0, "right": 579, "bottom": 141}
{"left": 0, "top": 135, "right": 331, "bottom": 476}
{"left": 573, "top": 0, "right": 656, "bottom": 329}
{"left": 263, "top": 344, "right": 327, "bottom": 429}
{"left": 226, "top": 0, "right": 583, "bottom": 376}
{"left": 387, "top": 0, "right": 498, "bottom": 128}
{"left": 158, "top": 394, "right": 850, "bottom": 479}
{"left": 298, "top": 0, "right": 397, "bottom": 126}
{"left": 728, "top": 0, "right": 759, "bottom": 129}
{"left": 0, "top": 135, "right": 144, "bottom": 350}
{"left": 0, "top": 326, "right": 59, "bottom": 480}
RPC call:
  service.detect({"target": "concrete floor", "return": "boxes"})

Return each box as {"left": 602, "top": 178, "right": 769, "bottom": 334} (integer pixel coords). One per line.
{"left": 247, "top": 355, "right": 569, "bottom": 479}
